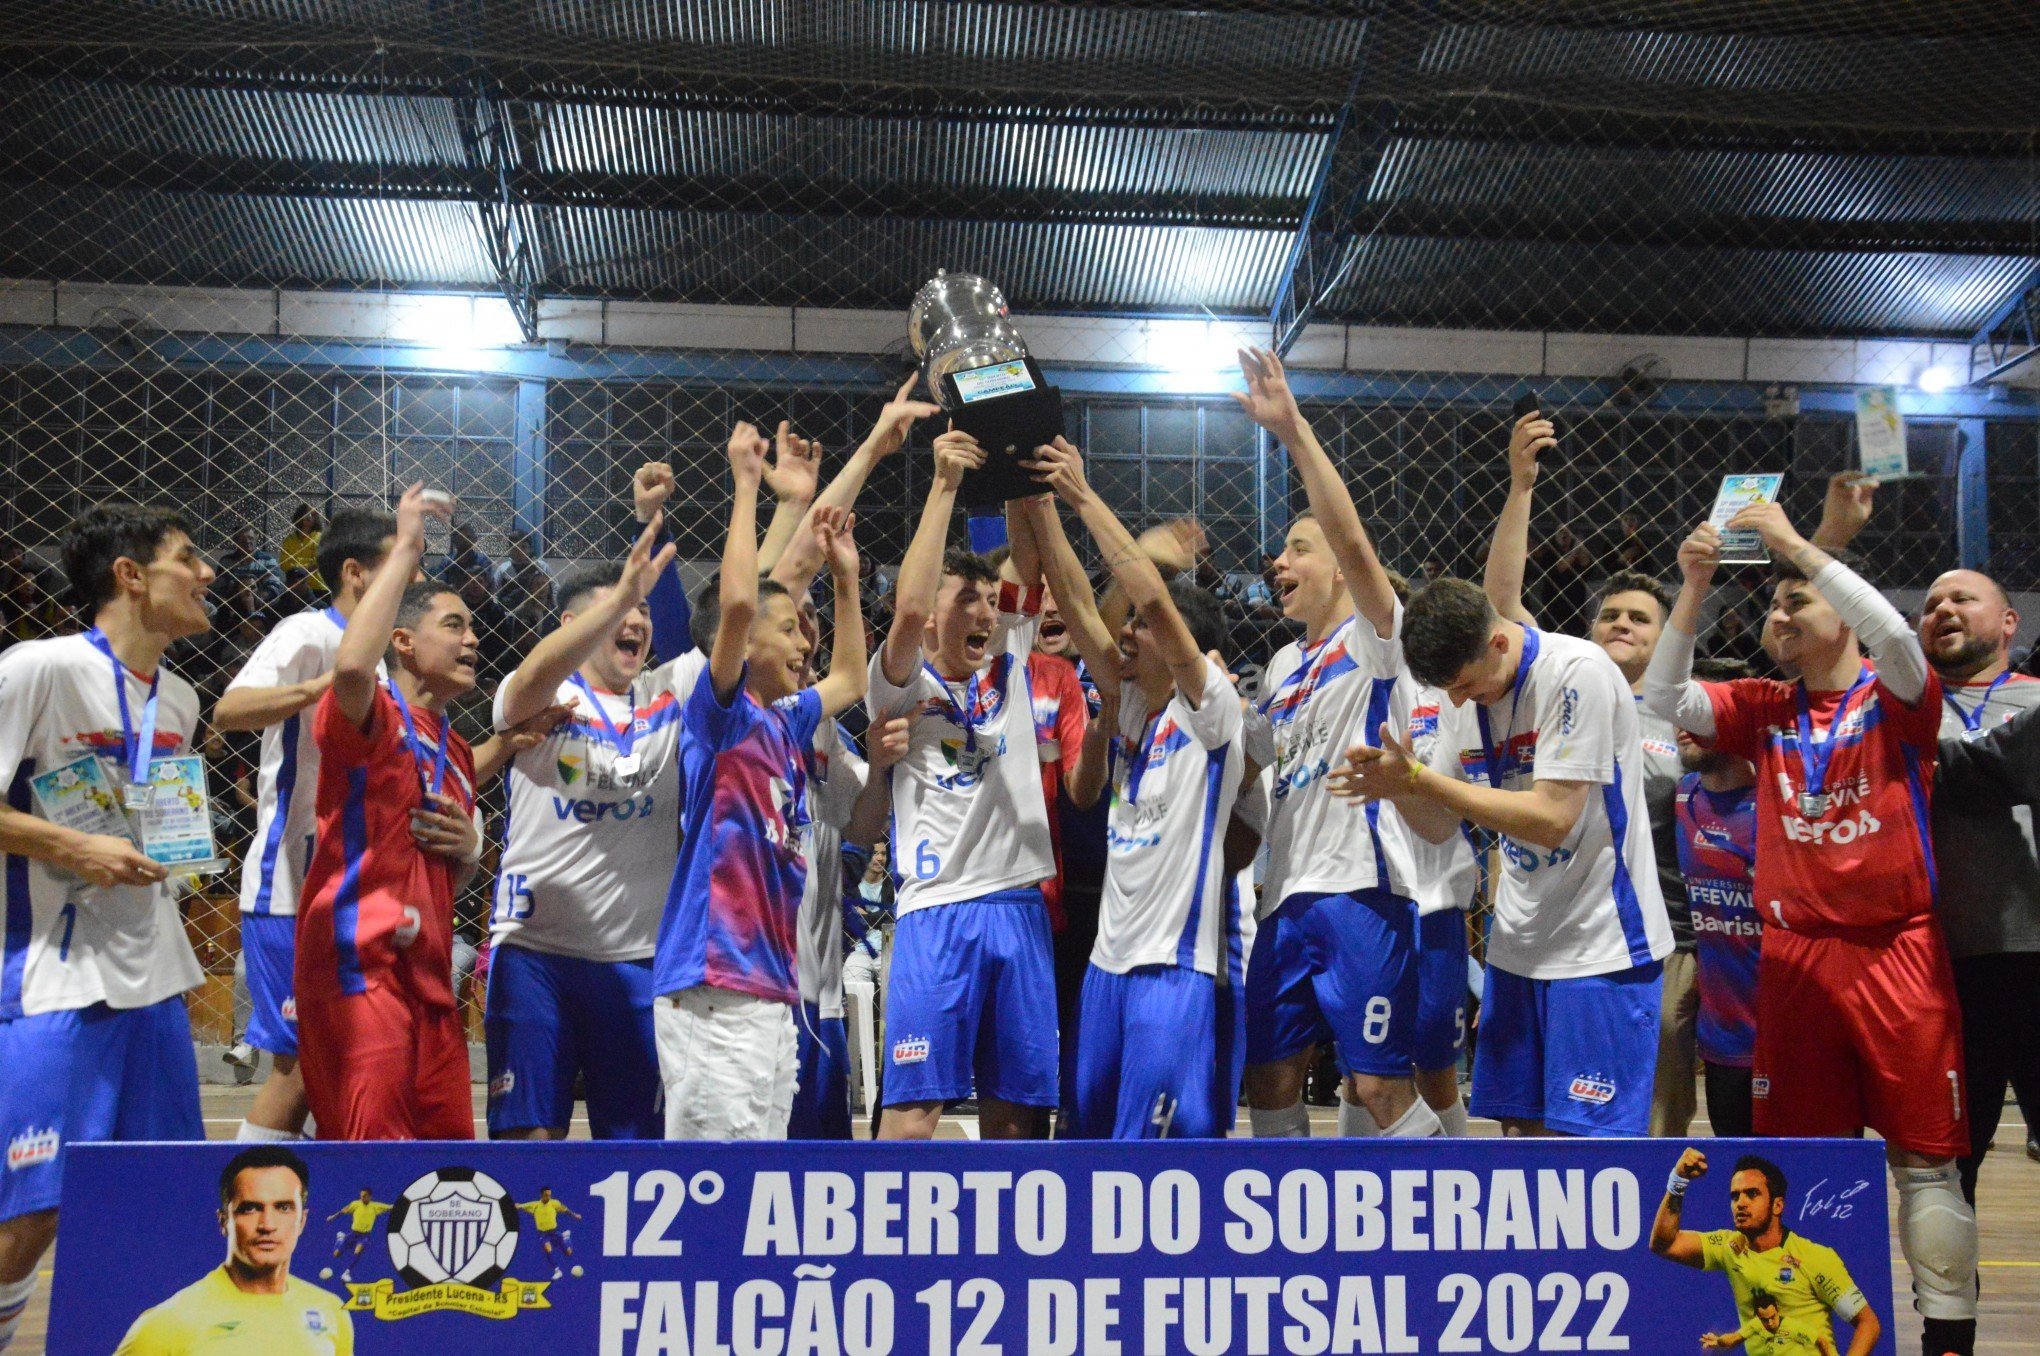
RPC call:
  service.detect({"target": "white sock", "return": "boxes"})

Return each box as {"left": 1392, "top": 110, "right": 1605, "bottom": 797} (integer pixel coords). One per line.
{"left": 1337, "top": 1096, "right": 1383, "bottom": 1137}
{"left": 235, "top": 1119, "right": 301, "bottom": 1142}
{"left": 0, "top": 1273, "right": 37, "bottom": 1352}
{"left": 1434, "top": 1098, "right": 1470, "bottom": 1137}
{"left": 1384, "top": 1097, "right": 1446, "bottom": 1138}
{"left": 1248, "top": 1102, "right": 1311, "bottom": 1138}
{"left": 1892, "top": 1161, "right": 1979, "bottom": 1320}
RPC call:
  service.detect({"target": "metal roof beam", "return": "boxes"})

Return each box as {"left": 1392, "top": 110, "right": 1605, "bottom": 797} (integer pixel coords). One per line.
{"left": 1968, "top": 263, "right": 2040, "bottom": 385}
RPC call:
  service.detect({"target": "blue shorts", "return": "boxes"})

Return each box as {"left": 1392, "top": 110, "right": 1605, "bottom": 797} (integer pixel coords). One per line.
{"left": 883, "top": 889, "right": 1059, "bottom": 1108}
{"left": 1471, "top": 960, "right": 1663, "bottom": 1137}
{"left": 1413, "top": 909, "right": 1471, "bottom": 1073}
{"left": 790, "top": 1003, "right": 853, "bottom": 1141}
{"left": 241, "top": 911, "right": 299, "bottom": 1057}
{"left": 485, "top": 943, "right": 661, "bottom": 1139}
{"left": 0, "top": 998, "right": 202, "bottom": 1221}
{"left": 1073, "top": 964, "right": 1242, "bottom": 1139}
{"left": 1244, "top": 889, "right": 1418, "bottom": 1077}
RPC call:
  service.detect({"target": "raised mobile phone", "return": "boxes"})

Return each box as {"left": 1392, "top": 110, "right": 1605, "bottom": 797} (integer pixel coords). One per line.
{"left": 1513, "top": 390, "right": 1559, "bottom": 464}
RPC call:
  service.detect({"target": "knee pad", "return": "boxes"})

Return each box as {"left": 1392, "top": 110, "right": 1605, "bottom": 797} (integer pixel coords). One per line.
{"left": 1891, "top": 1161, "right": 1979, "bottom": 1320}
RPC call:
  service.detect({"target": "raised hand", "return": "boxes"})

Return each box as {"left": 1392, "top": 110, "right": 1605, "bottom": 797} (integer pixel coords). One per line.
{"left": 728, "top": 421, "right": 769, "bottom": 484}
{"left": 763, "top": 420, "right": 822, "bottom": 504}
{"left": 1022, "top": 437, "right": 1093, "bottom": 505}
{"left": 813, "top": 505, "right": 860, "bottom": 579}
{"left": 866, "top": 714, "right": 912, "bottom": 771}
{"left": 1814, "top": 470, "right": 1876, "bottom": 547}
{"left": 394, "top": 481, "right": 452, "bottom": 555}
{"left": 1726, "top": 499, "right": 1802, "bottom": 555}
{"left": 633, "top": 461, "right": 676, "bottom": 523}
{"left": 1231, "top": 346, "right": 1307, "bottom": 440}
{"left": 932, "top": 428, "right": 987, "bottom": 488}
{"left": 868, "top": 374, "right": 944, "bottom": 460}
{"left": 618, "top": 511, "right": 679, "bottom": 605}
{"left": 1673, "top": 1146, "right": 1709, "bottom": 1181}
{"left": 1678, "top": 522, "right": 1723, "bottom": 589}
{"left": 1508, "top": 412, "right": 1556, "bottom": 489}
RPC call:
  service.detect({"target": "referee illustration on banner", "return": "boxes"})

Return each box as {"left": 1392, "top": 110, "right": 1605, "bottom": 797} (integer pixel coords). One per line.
{"left": 115, "top": 1146, "right": 352, "bottom": 1354}
{"left": 1650, "top": 1147, "right": 1882, "bottom": 1356}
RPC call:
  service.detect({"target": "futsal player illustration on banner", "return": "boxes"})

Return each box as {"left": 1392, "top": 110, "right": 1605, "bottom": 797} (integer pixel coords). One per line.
{"left": 1651, "top": 1146, "right": 1881, "bottom": 1356}
{"left": 514, "top": 1190, "right": 581, "bottom": 1281}
{"left": 320, "top": 1189, "right": 390, "bottom": 1283}
{"left": 1703, "top": 1292, "right": 1841, "bottom": 1356}
{"left": 116, "top": 1146, "right": 352, "bottom": 1356}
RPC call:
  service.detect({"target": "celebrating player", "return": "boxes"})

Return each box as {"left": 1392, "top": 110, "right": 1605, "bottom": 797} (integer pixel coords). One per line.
{"left": 1643, "top": 505, "right": 1978, "bottom": 1356}
{"left": 0, "top": 504, "right": 213, "bottom": 1351}
{"left": 213, "top": 507, "right": 397, "bottom": 1143}
{"left": 1020, "top": 440, "right": 1246, "bottom": 1138}
{"left": 294, "top": 484, "right": 484, "bottom": 1141}
{"left": 116, "top": 1146, "right": 351, "bottom": 1355}
{"left": 1331, "top": 575, "right": 1673, "bottom": 1137}
{"left": 1226, "top": 347, "right": 1443, "bottom": 1141}
{"left": 869, "top": 429, "right": 1063, "bottom": 1141}
{"left": 654, "top": 423, "right": 866, "bottom": 1139}
{"left": 485, "top": 515, "right": 680, "bottom": 1140}
{"left": 1651, "top": 1148, "right": 1880, "bottom": 1356}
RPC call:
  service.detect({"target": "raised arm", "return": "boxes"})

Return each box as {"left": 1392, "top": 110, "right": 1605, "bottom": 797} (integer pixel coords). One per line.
{"left": 1730, "top": 500, "right": 1928, "bottom": 703}
{"left": 1648, "top": 1147, "right": 1712, "bottom": 1268}
{"left": 1643, "top": 522, "right": 1723, "bottom": 737}
{"left": 1014, "top": 494, "right": 1118, "bottom": 686}
{"left": 213, "top": 671, "right": 332, "bottom": 733}
{"left": 711, "top": 424, "right": 768, "bottom": 703}
{"left": 881, "top": 428, "right": 982, "bottom": 686}
{"left": 632, "top": 461, "right": 692, "bottom": 659}
{"left": 1811, "top": 470, "right": 1877, "bottom": 551}
{"left": 1234, "top": 347, "right": 1399, "bottom": 635}
{"left": 498, "top": 515, "right": 676, "bottom": 729}
{"left": 334, "top": 484, "right": 446, "bottom": 729}
{"left": 812, "top": 508, "right": 869, "bottom": 719}
{"left": 1067, "top": 682, "right": 1118, "bottom": 810}
{"left": 771, "top": 376, "right": 941, "bottom": 593}
{"left": 1481, "top": 411, "right": 1554, "bottom": 627}
{"left": 756, "top": 420, "right": 820, "bottom": 578}
{"left": 1029, "top": 437, "right": 1208, "bottom": 707}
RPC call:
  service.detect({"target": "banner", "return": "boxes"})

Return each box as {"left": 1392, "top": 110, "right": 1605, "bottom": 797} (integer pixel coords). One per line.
{"left": 51, "top": 1137, "right": 1894, "bottom": 1354}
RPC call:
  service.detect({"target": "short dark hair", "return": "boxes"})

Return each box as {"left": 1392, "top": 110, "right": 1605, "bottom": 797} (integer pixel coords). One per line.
{"left": 1748, "top": 1290, "right": 1778, "bottom": 1313}
{"left": 1165, "top": 579, "right": 1226, "bottom": 656}
{"left": 394, "top": 581, "right": 461, "bottom": 632}
{"left": 553, "top": 562, "right": 623, "bottom": 616}
{"left": 1403, "top": 578, "right": 1497, "bottom": 688}
{"left": 1773, "top": 545, "right": 1868, "bottom": 587}
{"left": 316, "top": 506, "right": 397, "bottom": 592}
{"left": 61, "top": 503, "right": 191, "bottom": 609}
{"left": 941, "top": 547, "right": 999, "bottom": 589}
{"left": 1593, "top": 570, "right": 1672, "bottom": 623}
{"left": 219, "top": 1145, "right": 309, "bottom": 1207}
{"left": 689, "top": 572, "right": 792, "bottom": 655}
{"left": 1731, "top": 1154, "right": 1787, "bottom": 1202}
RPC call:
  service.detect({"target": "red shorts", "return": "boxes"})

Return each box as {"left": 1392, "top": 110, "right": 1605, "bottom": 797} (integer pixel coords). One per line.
{"left": 298, "top": 982, "right": 472, "bottom": 1141}
{"left": 1752, "top": 918, "right": 1968, "bottom": 1159}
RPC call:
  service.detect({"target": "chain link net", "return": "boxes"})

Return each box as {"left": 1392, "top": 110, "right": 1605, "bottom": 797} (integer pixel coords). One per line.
{"left": 0, "top": 0, "right": 2033, "bottom": 1054}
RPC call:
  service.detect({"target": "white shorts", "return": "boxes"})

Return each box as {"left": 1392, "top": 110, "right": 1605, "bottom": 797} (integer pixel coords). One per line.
{"left": 655, "top": 985, "right": 798, "bottom": 1140}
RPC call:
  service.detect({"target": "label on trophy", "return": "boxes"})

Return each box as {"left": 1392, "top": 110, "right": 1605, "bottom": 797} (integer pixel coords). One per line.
{"left": 30, "top": 754, "right": 133, "bottom": 846}
{"left": 1709, "top": 472, "right": 1784, "bottom": 565}
{"left": 953, "top": 359, "right": 1040, "bottom": 404}
{"left": 132, "top": 755, "right": 227, "bottom": 875}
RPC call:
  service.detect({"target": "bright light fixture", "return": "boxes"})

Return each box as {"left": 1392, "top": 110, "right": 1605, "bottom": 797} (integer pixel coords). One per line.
{"left": 1916, "top": 365, "right": 1961, "bottom": 394}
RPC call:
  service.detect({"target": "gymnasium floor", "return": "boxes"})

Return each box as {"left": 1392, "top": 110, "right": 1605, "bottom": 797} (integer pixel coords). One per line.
{"left": 14, "top": 1087, "right": 2036, "bottom": 1354}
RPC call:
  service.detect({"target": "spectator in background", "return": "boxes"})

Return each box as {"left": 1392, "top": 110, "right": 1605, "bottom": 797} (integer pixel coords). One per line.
{"left": 493, "top": 529, "right": 547, "bottom": 613}
{"left": 279, "top": 504, "right": 321, "bottom": 577}
{"left": 220, "top": 527, "right": 283, "bottom": 601}
{"left": 1602, "top": 511, "right": 1649, "bottom": 574}
{"left": 441, "top": 522, "right": 493, "bottom": 589}
{"left": 1529, "top": 523, "right": 1593, "bottom": 635}
{"left": 1702, "top": 606, "right": 1764, "bottom": 670}
{"left": 457, "top": 571, "right": 512, "bottom": 688}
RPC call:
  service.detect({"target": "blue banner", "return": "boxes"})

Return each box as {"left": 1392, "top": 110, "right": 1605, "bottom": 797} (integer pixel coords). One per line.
{"left": 51, "top": 1137, "right": 1894, "bottom": 1354}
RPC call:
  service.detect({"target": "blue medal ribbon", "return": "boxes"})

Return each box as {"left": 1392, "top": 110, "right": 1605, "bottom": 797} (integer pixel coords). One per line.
{"left": 386, "top": 679, "right": 449, "bottom": 800}
{"left": 1792, "top": 665, "right": 1873, "bottom": 816}
{"left": 568, "top": 673, "right": 638, "bottom": 760}
{"left": 1473, "top": 626, "right": 1541, "bottom": 790}
{"left": 1943, "top": 669, "right": 2011, "bottom": 737}
{"left": 84, "top": 627, "right": 161, "bottom": 789}
{"left": 924, "top": 660, "right": 986, "bottom": 754}
{"left": 321, "top": 604, "right": 346, "bottom": 632}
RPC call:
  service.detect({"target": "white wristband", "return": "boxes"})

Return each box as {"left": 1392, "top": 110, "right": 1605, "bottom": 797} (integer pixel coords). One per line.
{"left": 1666, "top": 1172, "right": 1691, "bottom": 1199}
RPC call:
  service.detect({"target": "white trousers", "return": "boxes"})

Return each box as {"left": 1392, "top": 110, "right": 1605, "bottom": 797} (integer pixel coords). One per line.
{"left": 656, "top": 985, "right": 797, "bottom": 1140}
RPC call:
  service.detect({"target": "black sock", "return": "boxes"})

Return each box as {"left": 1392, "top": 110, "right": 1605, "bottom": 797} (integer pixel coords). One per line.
{"left": 1922, "top": 1315, "right": 1976, "bottom": 1356}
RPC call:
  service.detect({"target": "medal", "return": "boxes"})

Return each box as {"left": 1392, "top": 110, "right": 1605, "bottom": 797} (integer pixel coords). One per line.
{"left": 924, "top": 660, "right": 987, "bottom": 754}
{"left": 1944, "top": 670, "right": 2011, "bottom": 741}
{"left": 1791, "top": 666, "right": 1871, "bottom": 821}
{"left": 1473, "top": 626, "right": 1541, "bottom": 789}
{"left": 569, "top": 673, "right": 642, "bottom": 780}
{"left": 1797, "top": 791, "right": 1830, "bottom": 818}
{"left": 84, "top": 627, "right": 161, "bottom": 809}
{"left": 612, "top": 753, "right": 641, "bottom": 778}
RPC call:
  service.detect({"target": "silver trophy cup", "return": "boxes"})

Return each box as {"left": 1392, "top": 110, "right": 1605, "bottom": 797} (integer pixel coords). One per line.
{"left": 907, "top": 271, "right": 1064, "bottom": 503}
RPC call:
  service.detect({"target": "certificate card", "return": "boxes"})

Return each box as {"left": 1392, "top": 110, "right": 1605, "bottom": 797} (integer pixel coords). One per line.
{"left": 29, "top": 754, "right": 132, "bottom": 845}
{"left": 1854, "top": 386, "right": 1909, "bottom": 479}
{"left": 1710, "top": 473, "right": 1786, "bottom": 565}
{"left": 134, "top": 755, "right": 226, "bottom": 874}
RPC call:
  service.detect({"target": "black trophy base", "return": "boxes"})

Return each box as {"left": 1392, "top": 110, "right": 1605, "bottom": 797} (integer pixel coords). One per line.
{"left": 949, "top": 384, "right": 1067, "bottom": 508}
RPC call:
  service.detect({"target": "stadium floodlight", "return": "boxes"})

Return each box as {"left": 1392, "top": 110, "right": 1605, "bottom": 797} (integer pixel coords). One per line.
{"left": 1916, "top": 364, "right": 1961, "bottom": 394}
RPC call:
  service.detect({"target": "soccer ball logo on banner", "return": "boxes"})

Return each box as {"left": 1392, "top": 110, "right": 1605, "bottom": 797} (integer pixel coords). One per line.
{"left": 385, "top": 1167, "right": 521, "bottom": 1291}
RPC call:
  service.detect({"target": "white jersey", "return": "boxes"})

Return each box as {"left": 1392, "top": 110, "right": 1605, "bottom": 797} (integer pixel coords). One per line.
{"left": 0, "top": 634, "right": 204, "bottom": 1016}
{"left": 1425, "top": 630, "right": 1672, "bottom": 980}
{"left": 796, "top": 720, "right": 868, "bottom": 1019}
{"left": 1258, "top": 608, "right": 1421, "bottom": 909}
{"left": 1406, "top": 684, "right": 1480, "bottom": 917}
{"left": 866, "top": 592, "right": 1054, "bottom": 916}
{"left": 1092, "top": 665, "right": 1246, "bottom": 976}
{"left": 227, "top": 607, "right": 344, "bottom": 918}
{"left": 490, "top": 651, "right": 701, "bottom": 962}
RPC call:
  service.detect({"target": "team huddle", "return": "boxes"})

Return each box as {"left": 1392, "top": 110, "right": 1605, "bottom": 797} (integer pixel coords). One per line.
{"left": 2, "top": 347, "right": 2034, "bottom": 1355}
